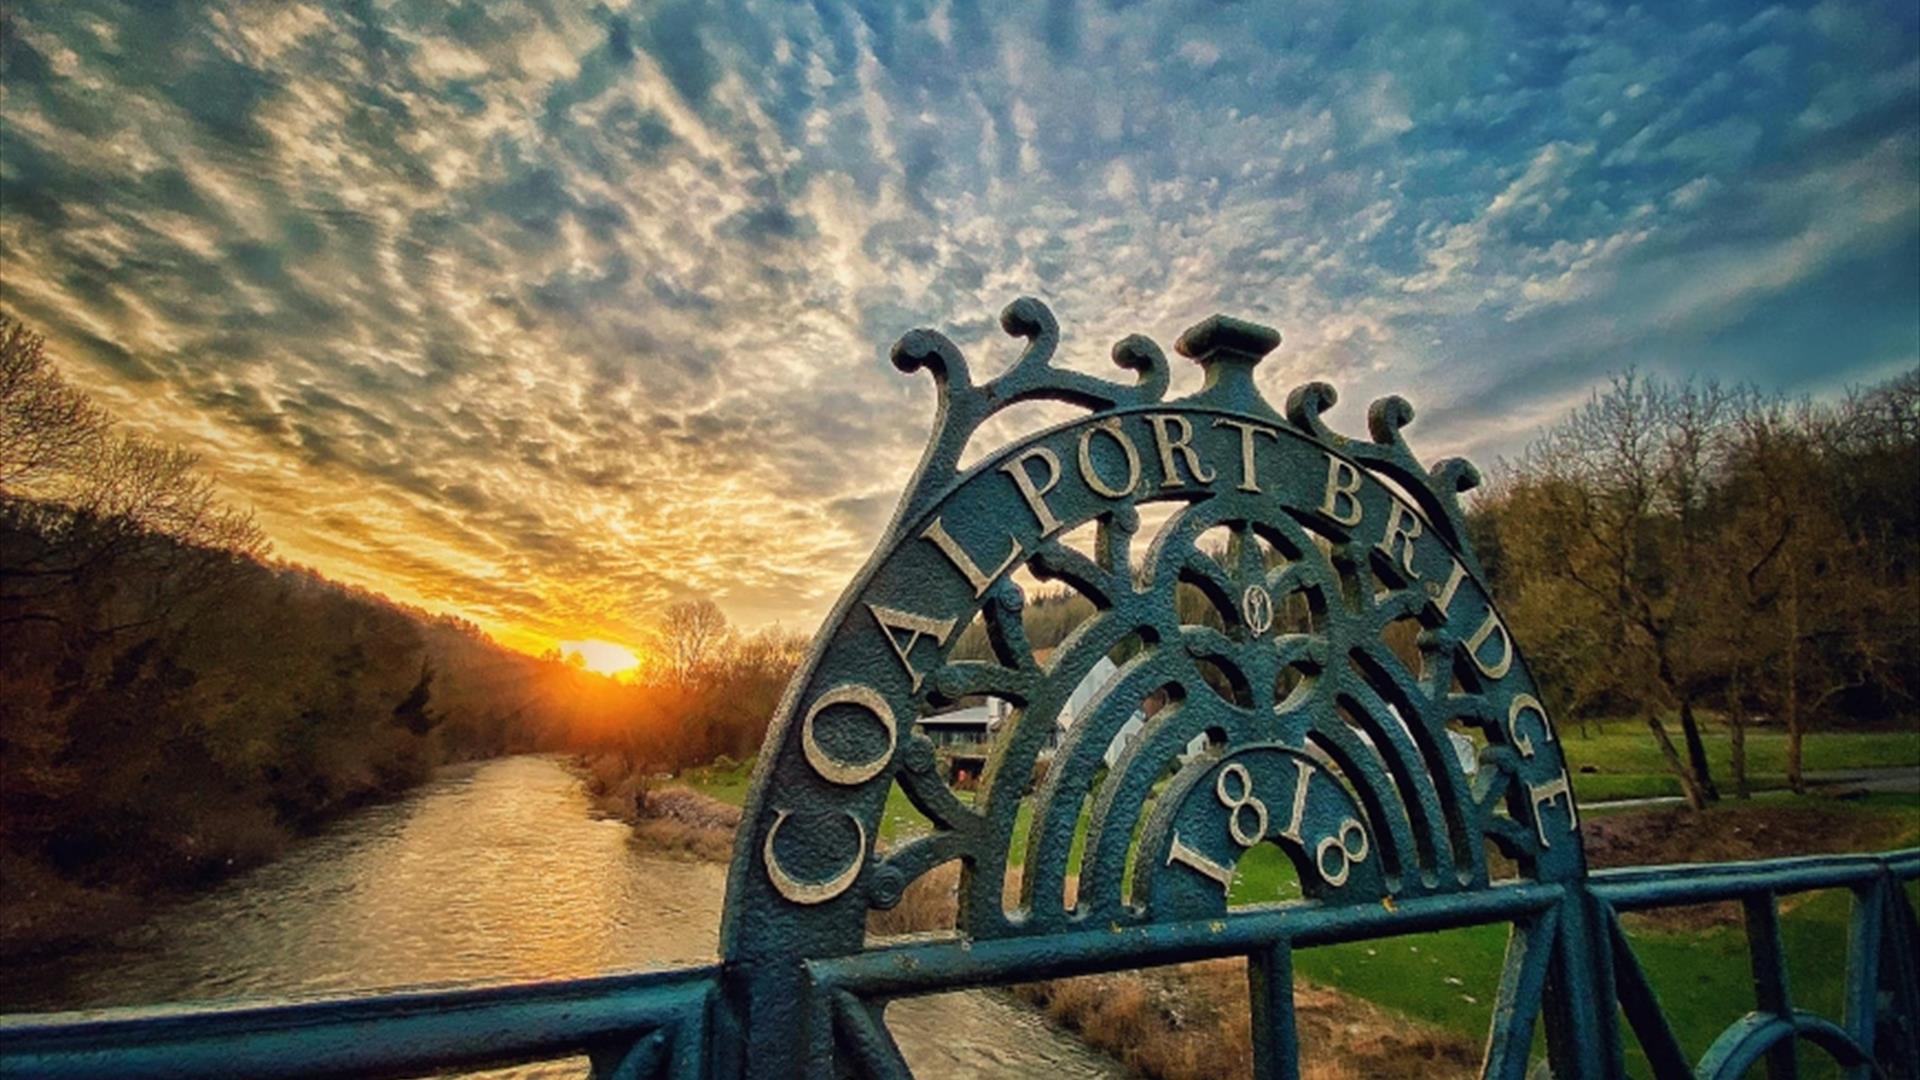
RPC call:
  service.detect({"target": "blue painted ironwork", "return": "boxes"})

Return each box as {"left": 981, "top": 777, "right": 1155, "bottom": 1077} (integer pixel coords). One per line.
{"left": 3, "top": 299, "right": 1916, "bottom": 1078}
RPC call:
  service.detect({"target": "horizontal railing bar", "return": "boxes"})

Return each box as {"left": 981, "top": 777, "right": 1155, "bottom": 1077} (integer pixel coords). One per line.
{"left": 812, "top": 882, "right": 1564, "bottom": 997}
{"left": 0, "top": 965, "right": 721, "bottom": 1080}
{"left": 3, "top": 848, "right": 1911, "bottom": 1077}
{"left": 1885, "top": 848, "right": 1920, "bottom": 879}
{"left": 1590, "top": 849, "right": 1919, "bottom": 911}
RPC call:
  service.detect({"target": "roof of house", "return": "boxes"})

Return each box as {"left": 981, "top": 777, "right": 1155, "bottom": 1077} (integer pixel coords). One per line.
{"left": 917, "top": 704, "right": 994, "bottom": 727}
{"left": 914, "top": 657, "right": 1126, "bottom": 732}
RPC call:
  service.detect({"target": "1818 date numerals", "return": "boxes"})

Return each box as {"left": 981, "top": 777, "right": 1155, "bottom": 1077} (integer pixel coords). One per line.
{"left": 1166, "top": 760, "right": 1370, "bottom": 893}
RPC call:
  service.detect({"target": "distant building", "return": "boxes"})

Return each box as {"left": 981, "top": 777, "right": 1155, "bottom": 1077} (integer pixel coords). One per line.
{"left": 914, "top": 706, "right": 998, "bottom": 747}
{"left": 918, "top": 655, "right": 1483, "bottom": 784}
{"left": 915, "top": 655, "right": 1208, "bottom": 777}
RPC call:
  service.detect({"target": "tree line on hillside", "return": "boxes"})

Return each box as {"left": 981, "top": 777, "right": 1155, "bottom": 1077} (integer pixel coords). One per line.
{"left": 1472, "top": 369, "right": 1919, "bottom": 807}
{"left": 0, "top": 316, "right": 799, "bottom": 949}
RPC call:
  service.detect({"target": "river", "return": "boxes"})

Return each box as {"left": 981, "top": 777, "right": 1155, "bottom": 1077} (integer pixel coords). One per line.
{"left": 0, "top": 755, "right": 1125, "bottom": 1079}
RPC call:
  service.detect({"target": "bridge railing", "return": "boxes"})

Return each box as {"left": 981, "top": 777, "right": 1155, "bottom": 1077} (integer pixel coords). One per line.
{"left": 4, "top": 848, "right": 1914, "bottom": 1079}
{"left": 1588, "top": 848, "right": 1920, "bottom": 1080}
{"left": 0, "top": 963, "right": 718, "bottom": 1080}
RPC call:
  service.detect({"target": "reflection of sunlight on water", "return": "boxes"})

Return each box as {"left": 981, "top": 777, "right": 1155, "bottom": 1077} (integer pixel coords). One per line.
{"left": 0, "top": 757, "right": 1124, "bottom": 1079}
{"left": 326, "top": 759, "right": 722, "bottom": 990}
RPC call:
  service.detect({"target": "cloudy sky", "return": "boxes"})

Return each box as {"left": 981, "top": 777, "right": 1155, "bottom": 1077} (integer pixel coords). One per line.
{"left": 2, "top": 1, "right": 1915, "bottom": 655}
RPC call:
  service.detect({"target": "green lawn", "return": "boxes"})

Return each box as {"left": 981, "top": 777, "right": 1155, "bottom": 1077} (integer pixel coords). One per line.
{"left": 673, "top": 758, "right": 938, "bottom": 843}
{"left": 1556, "top": 721, "right": 1917, "bottom": 803}
{"left": 1257, "top": 884, "right": 1864, "bottom": 1077}
{"left": 678, "top": 723, "right": 1917, "bottom": 815}
{"left": 676, "top": 723, "right": 1918, "bottom": 811}
{"left": 1230, "top": 795, "right": 1919, "bottom": 1077}
{"left": 674, "top": 759, "right": 756, "bottom": 806}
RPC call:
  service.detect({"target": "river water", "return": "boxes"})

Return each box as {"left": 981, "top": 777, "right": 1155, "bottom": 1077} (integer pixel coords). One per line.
{"left": 0, "top": 755, "right": 1124, "bottom": 1079}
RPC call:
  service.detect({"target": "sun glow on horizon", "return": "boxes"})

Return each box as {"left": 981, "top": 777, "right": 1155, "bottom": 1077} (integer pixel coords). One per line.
{"left": 560, "top": 639, "right": 642, "bottom": 677}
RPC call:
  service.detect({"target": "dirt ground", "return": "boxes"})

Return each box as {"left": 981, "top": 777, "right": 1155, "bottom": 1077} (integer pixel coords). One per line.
{"left": 1581, "top": 796, "right": 1917, "bottom": 929}
{"left": 1015, "top": 959, "right": 1480, "bottom": 1080}
{"left": 1582, "top": 797, "right": 1915, "bottom": 869}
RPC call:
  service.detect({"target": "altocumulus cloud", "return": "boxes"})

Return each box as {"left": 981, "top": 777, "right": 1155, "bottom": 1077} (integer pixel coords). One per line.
{"left": 1, "top": 0, "right": 1915, "bottom": 649}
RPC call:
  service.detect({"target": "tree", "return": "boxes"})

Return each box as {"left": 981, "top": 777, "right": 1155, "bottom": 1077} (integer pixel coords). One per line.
{"left": 1479, "top": 365, "right": 1919, "bottom": 809}
{"left": 658, "top": 598, "right": 730, "bottom": 686}
{"left": 0, "top": 318, "right": 267, "bottom": 637}
{"left": 1501, "top": 372, "right": 1738, "bottom": 807}
{"left": 0, "top": 317, "right": 111, "bottom": 491}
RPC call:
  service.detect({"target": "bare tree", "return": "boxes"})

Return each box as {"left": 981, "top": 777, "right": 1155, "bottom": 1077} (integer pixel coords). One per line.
{"left": 658, "top": 598, "right": 730, "bottom": 686}
{"left": 1, "top": 317, "right": 267, "bottom": 638}
{"left": 1499, "top": 371, "right": 1745, "bottom": 808}
{"left": 0, "top": 317, "right": 111, "bottom": 491}
{"left": 1484, "top": 364, "right": 1920, "bottom": 809}
{"left": 0, "top": 316, "right": 265, "bottom": 564}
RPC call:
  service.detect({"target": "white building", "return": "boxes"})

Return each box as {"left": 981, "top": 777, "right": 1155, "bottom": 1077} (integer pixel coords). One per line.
{"left": 922, "top": 658, "right": 1482, "bottom": 778}
{"left": 918, "top": 656, "right": 1206, "bottom": 768}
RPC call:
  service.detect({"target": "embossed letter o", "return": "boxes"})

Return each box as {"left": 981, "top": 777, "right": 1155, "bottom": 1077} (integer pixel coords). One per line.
{"left": 801, "top": 684, "right": 898, "bottom": 786}
{"left": 1078, "top": 418, "right": 1143, "bottom": 498}
{"left": 763, "top": 809, "right": 867, "bottom": 904}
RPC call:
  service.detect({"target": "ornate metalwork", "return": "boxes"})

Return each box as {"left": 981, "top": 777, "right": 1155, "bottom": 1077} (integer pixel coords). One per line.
{"left": 3, "top": 299, "right": 1917, "bottom": 1080}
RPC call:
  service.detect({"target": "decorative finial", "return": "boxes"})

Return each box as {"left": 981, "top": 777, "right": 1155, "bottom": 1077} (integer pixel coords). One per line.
{"left": 1177, "top": 314, "right": 1282, "bottom": 418}
{"left": 1175, "top": 314, "right": 1281, "bottom": 364}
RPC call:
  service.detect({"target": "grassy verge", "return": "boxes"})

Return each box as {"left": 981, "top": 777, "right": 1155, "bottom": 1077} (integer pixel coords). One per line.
{"left": 575, "top": 754, "right": 741, "bottom": 861}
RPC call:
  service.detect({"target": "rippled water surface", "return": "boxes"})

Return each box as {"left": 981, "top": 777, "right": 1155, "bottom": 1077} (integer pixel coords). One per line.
{"left": 2, "top": 756, "right": 1124, "bottom": 1078}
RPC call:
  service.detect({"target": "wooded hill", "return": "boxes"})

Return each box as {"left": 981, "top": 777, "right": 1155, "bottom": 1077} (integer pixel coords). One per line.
{"left": 0, "top": 317, "right": 651, "bottom": 948}
{"left": 1471, "top": 369, "right": 1920, "bottom": 805}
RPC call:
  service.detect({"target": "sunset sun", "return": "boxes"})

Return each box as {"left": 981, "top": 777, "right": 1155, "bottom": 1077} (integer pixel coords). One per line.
{"left": 560, "top": 639, "right": 641, "bottom": 677}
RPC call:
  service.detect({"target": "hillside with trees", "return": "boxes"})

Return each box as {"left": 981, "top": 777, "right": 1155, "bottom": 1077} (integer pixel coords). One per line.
{"left": 0, "top": 316, "right": 803, "bottom": 954}
{"left": 1471, "top": 369, "right": 1919, "bottom": 806}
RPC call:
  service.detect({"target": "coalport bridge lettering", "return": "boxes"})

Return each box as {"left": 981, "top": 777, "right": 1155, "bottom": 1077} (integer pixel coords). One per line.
{"left": 711, "top": 304, "right": 1608, "bottom": 1078}
{"left": 760, "top": 401, "right": 1576, "bottom": 912}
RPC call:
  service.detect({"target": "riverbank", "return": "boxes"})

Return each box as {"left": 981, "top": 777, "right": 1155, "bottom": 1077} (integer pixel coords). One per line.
{"left": 3, "top": 756, "right": 1127, "bottom": 1078}
{"left": 0, "top": 762, "right": 454, "bottom": 963}
{"left": 574, "top": 753, "right": 741, "bottom": 861}
{"left": 0, "top": 855, "right": 143, "bottom": 963}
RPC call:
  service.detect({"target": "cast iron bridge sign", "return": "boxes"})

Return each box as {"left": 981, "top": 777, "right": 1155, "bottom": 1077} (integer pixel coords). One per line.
{"left": 3, "top": 301, "right": 1917, "bottom": 1079}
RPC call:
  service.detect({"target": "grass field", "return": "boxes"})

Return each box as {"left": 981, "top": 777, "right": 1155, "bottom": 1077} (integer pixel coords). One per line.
{"left": 678, "top": 720, "right": 1918, "bottom": 821}
{"left": 674, "top": 730, "right": 1918, "bottom": 1074}
{"left": 680, "top": 720, "right": 1920, "bottom": 809}
{"left": 1232, "top": 794, "right": 1919, "bottom": 1077}
{"left": 1553, "top": 719, "right": 1918, "bottom": 802}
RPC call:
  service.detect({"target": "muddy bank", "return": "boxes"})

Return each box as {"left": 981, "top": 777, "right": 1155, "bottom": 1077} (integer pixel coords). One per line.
{"left": 574, "top": 753, "right": 741, "bottom": 862}
{"left": 1583, "top": 796, "right": 1919, "bottom": 929}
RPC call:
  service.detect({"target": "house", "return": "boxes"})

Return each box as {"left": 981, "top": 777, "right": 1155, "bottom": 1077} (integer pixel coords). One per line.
{"left": 916, "top": 654, "right": 1208, "bottom": 776}
{"left": 919, "top": 653, "right": 1484, "bottom": 789}
{"left": 915, "top": 704, "right": 998, "bottom": 748}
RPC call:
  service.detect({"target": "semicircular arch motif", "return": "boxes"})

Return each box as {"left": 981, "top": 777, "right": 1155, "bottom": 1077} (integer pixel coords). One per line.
{"left": 721, "top": 300, "right": 1582, "bottom": 967}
